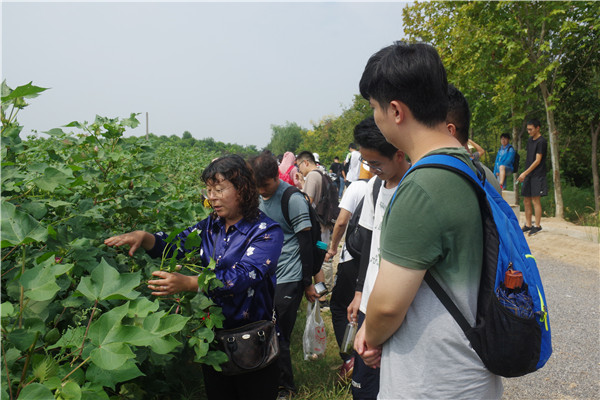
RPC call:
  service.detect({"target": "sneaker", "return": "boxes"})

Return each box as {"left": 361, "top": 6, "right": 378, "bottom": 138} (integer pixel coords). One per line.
{"left": 528, "top": 226, "right": 542, "bottom": 236}
{"left": 522, "top": 225, "right": 533, "bottom": 233}
{"left": 276, "top": 388, "right": 293, "bottom": 400}
{"left": 337, "top": 357, "right": 354, "bottom": 385}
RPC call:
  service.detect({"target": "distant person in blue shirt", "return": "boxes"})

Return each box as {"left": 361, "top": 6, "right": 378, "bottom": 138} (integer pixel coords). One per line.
{"left": 493, "top": 133, "right": 516, "bottom": 189}
{"left": 105, "top": 155, "right": 284, "bottom": 400}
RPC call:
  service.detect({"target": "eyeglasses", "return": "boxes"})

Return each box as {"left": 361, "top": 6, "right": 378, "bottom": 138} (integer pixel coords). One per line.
{"left": 206, "top": 185, "right": 235, "bottom": 199}
{"left": 359, "top": 157, "right": 383, "bottom": 174}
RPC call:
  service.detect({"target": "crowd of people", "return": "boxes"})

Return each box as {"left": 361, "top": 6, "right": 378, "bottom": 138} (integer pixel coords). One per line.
{"left": 104, "top": 42, "right": 548, "bottom": 400}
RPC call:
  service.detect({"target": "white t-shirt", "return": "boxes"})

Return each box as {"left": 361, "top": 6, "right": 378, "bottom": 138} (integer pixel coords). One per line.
{"left": 346, "top": 150, "right": 361, "bottom": 182}
{"left": 358, "top": 176, "right": 397, "bottom": 314}
{"left": 337, "top": 180, "right": 367, "bottom": 263}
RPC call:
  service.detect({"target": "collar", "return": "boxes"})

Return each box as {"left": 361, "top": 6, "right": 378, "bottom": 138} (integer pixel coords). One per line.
{"left": 210, "top": 213, "right": 255, "bottom": 236}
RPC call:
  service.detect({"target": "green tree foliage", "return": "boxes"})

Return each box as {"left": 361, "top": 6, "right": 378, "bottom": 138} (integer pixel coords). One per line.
{"left": 266, "top": 122, "right": 305, "bottom": 156}
{"left": 298, "top": 95, "right": 372, "bottom": 166}
{"left": 402, "top": 1, "right": 600, "bottom": 218}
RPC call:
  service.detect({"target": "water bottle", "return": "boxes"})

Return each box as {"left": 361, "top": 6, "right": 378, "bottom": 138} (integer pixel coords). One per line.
{"left": 340, "top": 320, "right": 357, "bottom": 355}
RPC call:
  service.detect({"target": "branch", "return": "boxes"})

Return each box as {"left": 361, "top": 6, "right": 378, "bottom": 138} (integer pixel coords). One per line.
{"left": 1, "top": 340, "right": 14, "bottom": 400}
{"left": 73, "top": 299, "right": 98, "bottom": 365}
{"left": 16, "top": 331, "right": 40, "bottom": 398}
{"left": 62, "top": 356, "right": 91, "bottom": 382}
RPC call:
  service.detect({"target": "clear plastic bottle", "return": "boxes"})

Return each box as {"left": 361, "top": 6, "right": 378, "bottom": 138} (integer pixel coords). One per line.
{"left": 340, "top": 320, "right": 358, "bottom": 355}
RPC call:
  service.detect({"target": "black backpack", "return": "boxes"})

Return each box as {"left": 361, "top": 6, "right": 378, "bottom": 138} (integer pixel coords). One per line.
{"left": 345, "top": 178, "right": 382, "bottom": 259}
{"left": 312, "top": 170, "right": 340, "bottom": 228}
{"left": 281, "top": 186, "right": 326, "bottom": 275}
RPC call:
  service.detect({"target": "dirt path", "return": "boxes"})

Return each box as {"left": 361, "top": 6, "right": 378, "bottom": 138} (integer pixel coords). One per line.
{"left": 522, "top": 216, "right": 599, "bottom": 271}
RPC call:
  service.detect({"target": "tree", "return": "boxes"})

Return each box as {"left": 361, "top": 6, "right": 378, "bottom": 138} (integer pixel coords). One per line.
{"left": 266, "top": 122, "right": 305, "bottom": 156}
{"left": 402, "top": 1, "right": 599, "bottom": 219}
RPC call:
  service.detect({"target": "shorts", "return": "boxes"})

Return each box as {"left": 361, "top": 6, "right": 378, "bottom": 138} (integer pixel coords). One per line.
{"left": 521, "top": 174, "right": 548, "bottom": 197}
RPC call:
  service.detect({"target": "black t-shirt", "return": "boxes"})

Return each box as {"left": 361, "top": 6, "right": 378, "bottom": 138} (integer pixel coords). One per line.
{"left": 525, "top": 136, "right": 548, "bottom": 178}
{"left": 329, "top": 162, "right": 343, "bottom": 180}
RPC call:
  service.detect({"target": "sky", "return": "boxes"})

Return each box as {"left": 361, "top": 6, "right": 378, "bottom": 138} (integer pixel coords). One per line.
{"left": 2, "top": 1, "right": 409, "bottom": 149}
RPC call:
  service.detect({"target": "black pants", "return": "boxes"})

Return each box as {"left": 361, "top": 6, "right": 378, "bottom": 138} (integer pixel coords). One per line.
{"left": 274, "top": 281, "right": 304, "bottom": 392}
{"left": 351, "top": 311, "right": 380, "bottom": 400}
{"left": 202, "top": 361, "right": 279, "bottom": 400}
{"left": 330, "top": 258, "right": 360, "bottom": 362}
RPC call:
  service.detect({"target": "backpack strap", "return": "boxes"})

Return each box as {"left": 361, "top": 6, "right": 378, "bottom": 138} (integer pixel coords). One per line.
{"left": 285, "top": 164, "right": 295, "bottom": 175}
{"left": 281, "top": 186, "right": 309, "bottom": 229}
{"left": 424, "top": 272, "right": 472, "bottom": 333}
{"left": 372, "top": 177, "right": 382, "bottom": 210}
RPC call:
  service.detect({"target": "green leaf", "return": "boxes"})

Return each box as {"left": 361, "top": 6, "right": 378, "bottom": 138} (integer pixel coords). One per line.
{"left": 16, "top": 383, "right": 53, "bottom": 399}
{"left": 75, "top": 258, "right": 140, "bottom": 301}
{"left": 47, "top": 326, "right": 85, "bottom": 351}
{"left": 57, "top": 380, "right": 82, "bottom": 400}
{"left": 20, "top": 263, "right": 61, "bottom": 301}
{"left": 1, "top": 82, "right": 48, "bottom": 102}
{"left": 90, "top": 342, "right": 136, "bottom": 370}
{"left": 1, "top": 201, "right": 47, "bottom": 248}
{"left": 85, "top": 359, "right": 144, "bottom": 390}
{"left": 1, "top": 302, "right": 15, "bottom": 317}
{"left": 126, "top": 297, "right": 159, "bottom": 319}
{"left": 32, "top": 167, "right": 73, "bottom": 192}
{"left": 6, "top": 328, "right": 38, "bottom": 352}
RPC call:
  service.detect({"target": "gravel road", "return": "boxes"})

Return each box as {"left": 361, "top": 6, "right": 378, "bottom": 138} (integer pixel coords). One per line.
{"left": 501, "top": 255, "right": 600, "bottom": 400}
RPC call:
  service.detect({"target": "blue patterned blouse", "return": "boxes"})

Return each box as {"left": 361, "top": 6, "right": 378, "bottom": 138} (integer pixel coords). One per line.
{"left": 147, "top": 211, "right": 283, "bottom": 329}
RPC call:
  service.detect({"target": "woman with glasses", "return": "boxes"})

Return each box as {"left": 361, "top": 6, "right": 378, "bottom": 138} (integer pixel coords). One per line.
{"left": 105, "top": 155, "right": 284, "bottom": 400}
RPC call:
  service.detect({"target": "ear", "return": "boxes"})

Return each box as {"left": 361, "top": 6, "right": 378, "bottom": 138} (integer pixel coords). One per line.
{"left": 394, "top": 149, "right": 406, "bottom": 161}
{"left": 446, "top": 123, "right": 457, "bottom": 139}
{"left": 389, "top": 100, "right": 406, "bottom": 125}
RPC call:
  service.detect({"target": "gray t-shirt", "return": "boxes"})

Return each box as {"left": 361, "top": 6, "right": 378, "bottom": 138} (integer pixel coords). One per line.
{"left": 379, "top": 148, "right": 503, "bottom": 399}
{"left": 259, "top": 181, "right": 311, "bottom": 284}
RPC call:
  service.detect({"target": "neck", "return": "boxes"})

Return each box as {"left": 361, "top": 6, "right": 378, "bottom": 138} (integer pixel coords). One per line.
{"left": 386, "top": 160, "right": 411, "bottom": 188}
{"left": 225, "top": 214, "right": 243, "bottom": 231}
{"left": 394, "top": 120, "right": 462, "bottom": 163}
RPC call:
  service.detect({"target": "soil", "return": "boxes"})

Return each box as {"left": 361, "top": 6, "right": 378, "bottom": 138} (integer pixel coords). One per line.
{"left": 521, "top": 216, "right": 599, "bottom": 271}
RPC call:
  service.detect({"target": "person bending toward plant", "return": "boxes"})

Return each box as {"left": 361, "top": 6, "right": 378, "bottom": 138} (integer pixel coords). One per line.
{"left": 105, "top": 155, "right": 284, "bottom": 400}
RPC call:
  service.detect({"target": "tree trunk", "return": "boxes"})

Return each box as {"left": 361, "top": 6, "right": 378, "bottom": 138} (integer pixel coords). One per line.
{"left": 511, "top": 105, "right": 520, "bottom": 202}
{"left": 539, "top": 81, "right": 564, "bottom": 219}
{"left": 592, "top": 119, "right": 600, "bottom": 213}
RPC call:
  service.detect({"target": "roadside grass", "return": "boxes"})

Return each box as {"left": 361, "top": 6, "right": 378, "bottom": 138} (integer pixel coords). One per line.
{"left": 291, "top": 298, "right": 353, "bottom": 400}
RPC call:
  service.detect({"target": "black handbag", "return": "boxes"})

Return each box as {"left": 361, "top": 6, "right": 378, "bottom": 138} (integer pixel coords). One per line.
{"left": 214, "top": 318, "right": 280, "bottom": 376}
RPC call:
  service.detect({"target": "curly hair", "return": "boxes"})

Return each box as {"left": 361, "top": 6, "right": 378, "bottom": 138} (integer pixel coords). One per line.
{"left": 201, "top": 155, "right": 260, "bottom": 221}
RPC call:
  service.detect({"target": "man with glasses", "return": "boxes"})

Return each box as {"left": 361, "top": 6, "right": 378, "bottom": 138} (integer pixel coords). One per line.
{"left": 346, "top": 116, "right": 410, "bottom": 400}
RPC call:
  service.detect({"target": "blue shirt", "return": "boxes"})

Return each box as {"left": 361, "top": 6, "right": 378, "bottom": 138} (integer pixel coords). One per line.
{"left": 493, "top": 144, "right": 515, "bottom": 175}
{"left": 148, "top": 211, "right": 284, "bottom": 329}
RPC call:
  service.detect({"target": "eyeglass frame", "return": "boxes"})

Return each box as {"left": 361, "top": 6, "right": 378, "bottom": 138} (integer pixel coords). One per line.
{"left": 359, "top": 156, "right": 384, "bottom": 174}
{"left": 205, "top": 184, "right": 235, "bottom": 199}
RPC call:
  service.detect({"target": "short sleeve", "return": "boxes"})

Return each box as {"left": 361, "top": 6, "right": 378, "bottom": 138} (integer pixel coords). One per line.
{"left": 380, "top": 179, "right": 443, "bottom": 270}
{"left": 286, "top": 192, "right": 312, "bottom": 233}
{"left": 339, "top": 180, "right": 366, "bottom": 214}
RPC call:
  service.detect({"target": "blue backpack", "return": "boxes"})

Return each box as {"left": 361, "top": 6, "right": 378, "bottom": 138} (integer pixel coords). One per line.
{"left": 402, "top": 154, "right": 551, "bottom": 377}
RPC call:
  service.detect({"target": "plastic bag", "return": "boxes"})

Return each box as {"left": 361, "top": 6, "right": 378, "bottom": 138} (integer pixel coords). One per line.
{"left": 302, "top": 300, "right": 327, "bottom": 360}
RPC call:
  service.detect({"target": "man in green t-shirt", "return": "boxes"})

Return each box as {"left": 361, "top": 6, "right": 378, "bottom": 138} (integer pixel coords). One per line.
{"left": 356, "top": 42, "right": 502, "bottom": 399}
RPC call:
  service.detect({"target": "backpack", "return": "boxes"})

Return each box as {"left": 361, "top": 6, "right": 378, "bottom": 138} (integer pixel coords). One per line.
{"left": 312, "top": 170, "right": 340, "bottom": 228}
{"left": 399, "top": 154, "right": 551, "bottom": 378}
{"left": 281, "top": 186, "right": 326, "bottom": 275}
{"left": 279, "top": 165, "right": 295, "bottom": 185}
{"left": 507, "top": 144, "right": 520, "bottom": 172}
{"left": 345, "top": 178, "right": 382, "bottom": 259}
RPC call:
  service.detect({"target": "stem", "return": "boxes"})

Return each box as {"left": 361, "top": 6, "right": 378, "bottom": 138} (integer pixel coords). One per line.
{"left": 16, "top": 331, "right": 40, "bottom": 397}
{"left": 1, "top": 340, "right": 14, "bottom": 400}
{"left": 62, "top": 356, "right": 91, "bottom": 382}
{"left": 18, "top": 247, "right": 26, "bottom": 329}
{"left": 1, "top": 245, "right": 19, "bottom": 263}
{"left": 74, "top": 300, "right": 98, "bottom": 364}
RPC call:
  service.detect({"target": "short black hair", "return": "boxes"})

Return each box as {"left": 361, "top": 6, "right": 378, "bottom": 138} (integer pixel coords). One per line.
{"left": 348, "top": 143, "right": 357, "bottom": 150}
{"left": 353, "top": 116, "right": 398, "bottom": 159}
{"left": 446, "top": 84, "right": 470, "bottom": 146}
{"left": 527, "top": 118, "right": 541, "bottom": 128}
{"left": 500, "top": 133, "right": 511, "bottom": 140}
{"left": 359, "top": 41, "right": 448, "bottom": 127}
{"left": 296, "top": 151, "right": 315, "bottom": 164}
{"left": 248, "top": 152, "right": 279, "bottom": 186}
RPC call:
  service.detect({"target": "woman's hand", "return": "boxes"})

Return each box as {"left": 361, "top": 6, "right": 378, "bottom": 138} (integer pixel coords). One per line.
{"left": 104, "top": 231, "right": 155, "bottom": 256}
{"left": 147, "top": 270, "right": 198, "bottom": 296}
